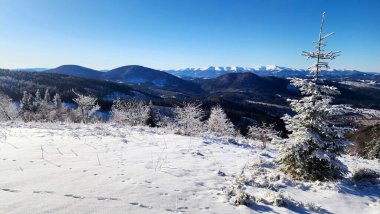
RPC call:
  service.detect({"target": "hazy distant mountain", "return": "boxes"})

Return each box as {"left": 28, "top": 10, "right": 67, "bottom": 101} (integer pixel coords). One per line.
{"left": 200, "top": 72, "right": 380, "bottom": 111}
{"left": 46, "top": 65, "right": 103, "bottom": 79}
{"left": 166, "top": 65, "right": 374, "bottom": 79}
{"left": 44, "top": 65, "right": 205, "bottom": 97}
{"left": 0, "top": 69, "right": 156, "bottom": 103}
{"left": 106, "top": 65, "right": 205, "bottom": 94}
{"left": 14, "top": 68, "right": 50, "bottom": 72}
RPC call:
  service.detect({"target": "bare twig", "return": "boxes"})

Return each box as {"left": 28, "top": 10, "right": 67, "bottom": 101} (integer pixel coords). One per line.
{"left": 41, "top": 145, "right": 44, "bottom": 159}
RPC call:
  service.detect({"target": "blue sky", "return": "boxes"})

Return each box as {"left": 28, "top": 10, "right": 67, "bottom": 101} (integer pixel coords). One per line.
{"left": 0, "top": 0, "right": 379, "bottom": 71}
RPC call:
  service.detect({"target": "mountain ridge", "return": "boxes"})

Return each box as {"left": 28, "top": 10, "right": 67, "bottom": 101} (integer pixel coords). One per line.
{"left": 165, "top": 65, "right": 373, "bottom": 79}
{"left": 45, "top": 65, "right": 205, "bottom": 97}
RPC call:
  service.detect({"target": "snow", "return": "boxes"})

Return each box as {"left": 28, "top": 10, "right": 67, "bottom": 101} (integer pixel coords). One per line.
{"left": 0, "top": 122, "right": 379, "bottom": 213}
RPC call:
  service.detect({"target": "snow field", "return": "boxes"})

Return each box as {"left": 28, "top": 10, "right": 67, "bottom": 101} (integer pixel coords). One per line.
{"left": 0, "top": 122, "right": 379, "bottom": 213}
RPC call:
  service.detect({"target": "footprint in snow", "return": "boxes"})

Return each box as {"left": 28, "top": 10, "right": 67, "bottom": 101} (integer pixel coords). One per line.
{"left": 64, "top": 194, "right": 85, "bottom": 199}
{"left": 139, "top": 204, "right": 153, "bottom": 209}
{"left": 97, "top": 197, "right": 119, "bottom": 201}
{"left": 1, "top": 188, "right": 19, "bottom": 193}
{"left": 33, "top": 190, "right": 54, "bottom": 194}
{"left": 177, "top": 207, "right": 188, "bottom": 210}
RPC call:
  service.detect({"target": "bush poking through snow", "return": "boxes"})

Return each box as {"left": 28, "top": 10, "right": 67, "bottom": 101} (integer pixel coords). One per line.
{"left": 233, "top": 191, "right": 254, "bottom": 206}
{"left": 352, "top": 168, "right": 380, "bottom": 184}
{"left": 247, "top": 123, "right": 277, "bottom": 148}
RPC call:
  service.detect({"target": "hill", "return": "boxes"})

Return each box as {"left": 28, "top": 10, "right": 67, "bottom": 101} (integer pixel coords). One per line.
{"left": 44, "top": 65, "right": 205, "bottom": 98}
{"left": 0, "top": 69, "right": 157, "bottom": 107}
{"left": 46, "top": 65, "right": 104, "bottom": 79}
{"left": 104, "top": 65, "right": 205, "bottom": 96}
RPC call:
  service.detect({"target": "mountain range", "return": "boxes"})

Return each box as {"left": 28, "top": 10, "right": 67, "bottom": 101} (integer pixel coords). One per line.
{"left": 17, "top": 65, "right": 380, "bottom": 80}
{"left": 165, "top": 65, "right": 379, "bottom": 79}
{"left": 45, "top": 65, "right": 204, "bottom": 98}
{"left": 2, "top": 64, "right": 380, "bottom": 132}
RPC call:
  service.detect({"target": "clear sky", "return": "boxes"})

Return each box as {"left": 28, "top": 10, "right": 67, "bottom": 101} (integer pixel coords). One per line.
{"left": 0, "top": 0, "right": 379, "bottom": 71}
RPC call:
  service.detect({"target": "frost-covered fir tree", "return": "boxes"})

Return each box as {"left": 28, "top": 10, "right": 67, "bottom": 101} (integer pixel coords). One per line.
{"left": 174, "top": 102, "right": 205, "bottom": 136}
{"left": 207, "top": 105, "right": 235, "bottom": 136}
{"left": 279, "top": 12, "right": 350, "bottom": 181}
{"left": 20, "top": 91, "right": 33, "bottom": 122}
{"left": 53, "top": 93, "right": 63, "bottom": 112}
{"left": 0, "top": 92, "right": 18, "bottom": 121}
{"left": 38, "top": 89, "right": 53, "bottom": 121}
{"left": 49, "top": 93, "right": 65, "bottom": 122}
{"left": 146, "top": 100, "right": 160, "bottom": 127}
{"left": 33, "top": 89, "right": 42, "bottom": 111}
{"left": 72, "top": 90, "right": 100, "bottom": 123}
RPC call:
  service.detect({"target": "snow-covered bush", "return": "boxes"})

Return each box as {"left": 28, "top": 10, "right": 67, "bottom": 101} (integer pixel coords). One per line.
{"left": 110, "top": 98, "right": 149, "bottom": 126}
{"left": 48, "top": 93, "right": 68, "bottom": 122}
{"left": 233, "top": 191, "right": 254, "bottom": 206}
{"left": 207, "top": 105, "right": 235, "bottom": 136}
{"left": 173, "top": 102, "right": 205, "bottom": 136}
{"left": 72, "top": 90, "right": 100, "bottom": 123}
{"left": 352, "top": 168, "right": 380, "bottom": 184}
{"left": 247, "top": 123, "right": 277, "bottom": 148}
{"left": 279, "top": 79, "right": 350, "bottom": 181}
{"left": 20, "top": 89, "right": 56, "bottom": 122}
{"left": 0, "top": 92, "right": 18, "bottom": 121}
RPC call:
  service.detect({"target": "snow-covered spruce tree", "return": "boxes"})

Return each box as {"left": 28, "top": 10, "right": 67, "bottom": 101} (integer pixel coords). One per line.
{"left": 33, "top": 89, "right": 42, "bottom": 111}
{"left": 365, "top": 139, "right": 380, "bottom": 160}
{"left": 72, "top": 90, "right": 100, "bottom": 123}
{"left": 207, "top": 105, "right": 235, "bottom": 136}
{"left": 37, "top": 89, "right": 53, "bottom": 121}
{"left": 248, "top": 123, "right": 277, "bottom": 148}
{"left": 0, "top": 92, "right": 18, "bottom": 121}
{"left": 20, "top": 91, "right": 33, "bottom": 122}
{"left": 174, "top": 102, "right": 205, "bottom": 136}
{"left": 49, "top": 93, "right": 65, "bottom": 122}
{"left": 110, "top": 97, "right": 124, "bottom": 123}
{"left": 110, "top": 98, "right": 149, "bottom": 126}
{"left": 279, "top": 12, "right": 350, "bottom": 181}
{"left": 146, "top": 100, "right": 160, "bottom": 127}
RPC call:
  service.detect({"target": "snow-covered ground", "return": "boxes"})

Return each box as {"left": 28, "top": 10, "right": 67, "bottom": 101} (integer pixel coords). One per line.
{"left": 0, "top": 122, "right": 379, "bottom": 213}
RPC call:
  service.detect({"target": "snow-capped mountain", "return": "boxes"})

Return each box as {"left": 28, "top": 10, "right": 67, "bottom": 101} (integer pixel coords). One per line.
{"left": 165, "top": 65, "right": 365, "bottom": 79}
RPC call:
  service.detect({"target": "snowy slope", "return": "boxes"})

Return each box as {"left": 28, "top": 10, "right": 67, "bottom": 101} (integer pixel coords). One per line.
{"left": 0, "top": 122, "right": 379, "bottom": 213}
